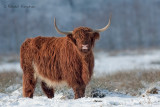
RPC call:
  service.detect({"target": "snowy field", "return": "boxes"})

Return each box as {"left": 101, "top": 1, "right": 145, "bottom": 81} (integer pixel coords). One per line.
{"left": 1, "top": 87, "right": 160, "bottom": 107}
{"left": 94, "top": 50, "right": 160, "bottom": 75}
{"left": 1, "top": 50, "right": 160, "bottom": 107}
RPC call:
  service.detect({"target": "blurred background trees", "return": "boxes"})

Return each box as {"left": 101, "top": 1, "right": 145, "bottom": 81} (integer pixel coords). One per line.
{"left": 0, "top": 0, "right": 160, "bottom": 54}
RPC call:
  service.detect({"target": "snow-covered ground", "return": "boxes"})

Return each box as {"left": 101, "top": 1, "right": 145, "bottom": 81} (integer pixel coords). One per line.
{"left": 1, "top": 50, "right": 160, "bottom": 107}
{"left": 94, "top": 50, "right": 160, "bottom": 75}
{"left": 1, "top": 50, "right": 160, "bottom": 75}
{"left": 1, "top": 86, "right": 160, "bottom": 107}
{"left": 0, "top": 62, "right": 20, "bottom": 72}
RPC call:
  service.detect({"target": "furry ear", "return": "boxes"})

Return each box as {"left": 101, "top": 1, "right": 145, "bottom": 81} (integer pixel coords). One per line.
{"left": 67, "top": 34, "right": 76, "bottom": 44}
{"left": 93, "top": 32, "right": 100, "bottom": 40}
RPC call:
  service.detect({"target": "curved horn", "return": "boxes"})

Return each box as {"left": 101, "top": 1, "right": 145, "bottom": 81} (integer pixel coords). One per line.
{"left": 93, "top": 15, "right": 111, "bottom": 32}
{"left": 54, "top": 18, "right": 73, "bottom": 35}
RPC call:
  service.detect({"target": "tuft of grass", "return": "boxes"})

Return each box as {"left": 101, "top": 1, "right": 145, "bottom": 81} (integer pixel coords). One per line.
{"left": 0, "top": 71, "right": 22, "bottom": 93}
{"left": 86, "top": 69, "right": 160, "bottom": 96}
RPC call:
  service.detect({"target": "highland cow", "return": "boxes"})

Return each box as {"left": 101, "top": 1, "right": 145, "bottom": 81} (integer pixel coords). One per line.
{"left": 20, "top": 16, "right": 111, "bottom": 99}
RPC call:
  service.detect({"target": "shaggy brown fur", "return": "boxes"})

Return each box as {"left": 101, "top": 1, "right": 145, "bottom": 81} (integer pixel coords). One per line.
{"left": 20, "top": 27, "right": 100, "bottom": 99}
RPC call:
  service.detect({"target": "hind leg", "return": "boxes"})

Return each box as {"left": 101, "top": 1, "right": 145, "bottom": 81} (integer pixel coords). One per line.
{"left": 23, "top": 68, "right": 37, "bottom": 98}
{"left": 41, "top": 81, "right": 54, "bottom": 98}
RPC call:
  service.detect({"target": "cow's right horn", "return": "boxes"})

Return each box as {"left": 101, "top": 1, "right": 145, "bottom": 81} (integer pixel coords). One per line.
{"left": 54, "top": 18, "right": 73, "bottom": 35}
{"left": 93, "top": 15, "right": 111, "bottom": 32}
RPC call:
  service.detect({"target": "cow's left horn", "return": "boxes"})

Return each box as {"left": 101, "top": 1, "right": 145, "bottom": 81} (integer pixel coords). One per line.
{"left": 54, "top": 18, "right": 73, "bottom": 35}
{"left": 93, "top": 15, "right": 111, "bottom": 32}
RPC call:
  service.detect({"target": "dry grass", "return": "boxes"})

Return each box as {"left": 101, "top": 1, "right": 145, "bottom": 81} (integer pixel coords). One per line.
{"left": 1, "top": 69, "right": 160, "bottom": 97}
{"left": 0, "top": 71, "right": 22, "bottom": 93}
{"left": 86, "top": 69, "right": 160, "bottom": 96}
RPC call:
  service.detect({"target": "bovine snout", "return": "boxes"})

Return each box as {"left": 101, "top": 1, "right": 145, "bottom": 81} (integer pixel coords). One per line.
{"left": 82, "top": 44, "right": 89, "bottom": 50}
{"left": 81, "top": 44, "right": 90, "bottom": 53}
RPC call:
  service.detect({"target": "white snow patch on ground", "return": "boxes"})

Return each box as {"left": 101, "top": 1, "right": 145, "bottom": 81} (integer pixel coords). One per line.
{"left": 0, "top": 62, "right": 21, "bottom": 72}
{"left": 94, "top": 50, "right": 160, "bottom": 75}
{"left": 1, "top": 87, "right": 160, "bottom": 107}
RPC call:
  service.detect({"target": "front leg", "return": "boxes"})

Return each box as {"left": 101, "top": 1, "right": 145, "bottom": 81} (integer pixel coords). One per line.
{"left": 73, "top": 86, "right": 86, "bottom": 99}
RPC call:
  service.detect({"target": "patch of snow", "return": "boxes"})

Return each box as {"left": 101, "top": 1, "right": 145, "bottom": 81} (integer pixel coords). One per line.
{"left": 1, "top": 87, "right": 160, "bottom": 107}
{"left": 94, "top": 50, "right": 160, "bottom": 75}
{"left": 0, "top": 62, "right": 21, "bottom": 72}
{"left": 5, "top": 84, "right": 21, "bottom": 93}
